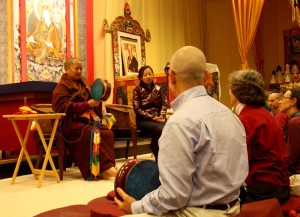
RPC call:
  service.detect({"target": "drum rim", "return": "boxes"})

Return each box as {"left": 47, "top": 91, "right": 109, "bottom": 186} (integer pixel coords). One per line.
{"left": 114, "top": 159, "right": 141, "bottom": 199}
{"left": 91, "top": 78, "right": 111, "bottom": 101}
{"left": 114, "top": 159, "right": 159, "bottom": 200}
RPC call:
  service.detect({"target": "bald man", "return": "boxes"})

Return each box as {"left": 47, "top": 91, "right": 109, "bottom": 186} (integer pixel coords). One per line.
{"left": 115, "top": 46, "right": 248, "bottom": 217}
{"left": 268, "top": 91, "right": 288, "bottom": 133}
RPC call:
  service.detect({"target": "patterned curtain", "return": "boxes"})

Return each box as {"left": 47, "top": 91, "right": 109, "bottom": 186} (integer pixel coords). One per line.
{"left": 231, "top": 0, "right": 265, "bottom": 69}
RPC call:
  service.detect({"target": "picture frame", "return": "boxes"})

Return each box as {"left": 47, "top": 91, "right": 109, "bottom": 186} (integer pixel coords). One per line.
{"left": 284, "top": 26, "right": 300, "bottom": 67}
{"left": 118, "top": 31, "right": 142, "bottom": 76}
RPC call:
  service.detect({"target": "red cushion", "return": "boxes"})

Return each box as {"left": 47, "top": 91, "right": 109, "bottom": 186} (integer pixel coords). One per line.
{"left": 90, "top": 203, "right": 125, "bottom": 217}
{"left": 107, "top": 190, "right": 116, "bottom": 200}
{"left": 35, "top": 204, "right": 91, "bottom": 217}
{"left": 87, "top": 196, "right": 114, "bottom": 207}
{"left": 238, "top": 199, "right": 284, "bottom": 217}
{"left": 281, "top": 195, "right": 300, "bottom": 215}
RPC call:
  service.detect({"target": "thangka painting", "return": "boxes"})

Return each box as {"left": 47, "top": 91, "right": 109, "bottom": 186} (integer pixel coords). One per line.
{"left": 284, "top": 26, "right": 300, "bottom": 68}
{"left": 26, "top": 0, "right": 66, "bottom": 81}
{"left": 13, "top": 0, "right": 74, "bottom": 82}
{"left": 205, "top": 63, "right": 221, "bottom": 101}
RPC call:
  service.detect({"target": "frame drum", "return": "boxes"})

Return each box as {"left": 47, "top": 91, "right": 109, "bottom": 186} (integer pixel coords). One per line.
{"left": 91, "top": 78, "right": 111, "bottom": 101}
{"left": 114, "top": 159, "right": 161, "bottom": 200}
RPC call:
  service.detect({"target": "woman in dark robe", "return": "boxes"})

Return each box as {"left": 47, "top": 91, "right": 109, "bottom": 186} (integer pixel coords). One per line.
{"left": 132, "top": 65, "right": 168, "bottom": 161}
{"left": 52, "top": 58, "right": 117, "bottom": 180}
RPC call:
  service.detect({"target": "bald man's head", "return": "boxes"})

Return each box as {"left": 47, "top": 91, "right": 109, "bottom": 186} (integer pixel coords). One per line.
{"left": 268, "top": 91, "right": 283, "bottom": 112}
{"left": 170, "top": 46, "right": 206, "bottom": 84}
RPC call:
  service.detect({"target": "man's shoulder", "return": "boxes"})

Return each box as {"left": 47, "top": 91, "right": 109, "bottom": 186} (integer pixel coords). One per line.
{"left": 289, "top": 115, "right": 300, "bottom": 125}
{"left": 275, "top": 111, "right": 289, "bottom": 120}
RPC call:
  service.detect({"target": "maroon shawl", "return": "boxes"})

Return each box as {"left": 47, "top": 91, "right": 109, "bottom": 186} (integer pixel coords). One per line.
{"left": 52, "top": 73, "right": 92, "bottom": 136}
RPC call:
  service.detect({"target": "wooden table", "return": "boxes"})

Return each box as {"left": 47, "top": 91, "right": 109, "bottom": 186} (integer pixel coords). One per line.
{"left": 3, "top": 113, "right": 65, "bottom": 187}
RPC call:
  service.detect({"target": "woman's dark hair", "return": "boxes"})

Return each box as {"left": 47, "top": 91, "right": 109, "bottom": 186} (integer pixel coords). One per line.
{"left": 228, "top": 69, "right": 267, "bottom": 107}
{"left": 290, "top": 87, "right": 300, "bottom": 109}
{"left": 138, "top": 65, "right": 154, "bottom": 80}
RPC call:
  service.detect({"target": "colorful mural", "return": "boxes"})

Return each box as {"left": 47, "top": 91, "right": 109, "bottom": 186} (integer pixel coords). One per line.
{"left": 12, "top": 0, "right": 76, "bottom": 82}
{"left": 25, "top": 0, "right": 66, "bottom": 81}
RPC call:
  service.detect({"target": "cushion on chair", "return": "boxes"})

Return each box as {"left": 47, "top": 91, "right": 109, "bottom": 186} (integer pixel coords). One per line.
{"left": 237, "top": 198, "right": 284, "bottom": 217}
{"left": 281, "top": 195, "right": 300, "bottom": 216}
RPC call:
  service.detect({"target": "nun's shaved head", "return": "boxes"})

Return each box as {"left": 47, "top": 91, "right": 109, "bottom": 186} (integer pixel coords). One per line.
{"left": 64, "top": 58, "right": 81, "bottom": 70}
{"left": 170, "top": 46, "right": 206, "bottom": 84}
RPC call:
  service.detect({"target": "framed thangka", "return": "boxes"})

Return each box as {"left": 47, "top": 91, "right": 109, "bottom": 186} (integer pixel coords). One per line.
{"left": 284, "top": 26, "right": 300, "bottom": 67}
{"left": 102, "top": 2, "right": 151, "bottom": 104}
{"left": 13, "top": 0, "right": 75, "bottom": 82}
{"left": 119, "top": 32, "right": 142, "bottom": 76}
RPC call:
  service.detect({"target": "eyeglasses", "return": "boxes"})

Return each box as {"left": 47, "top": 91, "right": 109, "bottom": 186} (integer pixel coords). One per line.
{"left": 282, "top": 96, "right": 291, "bottom": 99}
{"left": 164, "top": 63, "right": 170, "bottom": 74}
{"left": 281, "top": 96, "right": 292, "bottom": 101}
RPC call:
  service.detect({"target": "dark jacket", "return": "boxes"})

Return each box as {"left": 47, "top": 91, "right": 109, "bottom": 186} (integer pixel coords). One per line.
{"left": 132, "top": 81, "right": 168, "bottom": 121}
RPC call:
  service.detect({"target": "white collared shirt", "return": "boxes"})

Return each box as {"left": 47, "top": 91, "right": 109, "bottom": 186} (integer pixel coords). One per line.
{"left": 132, "top": 86, "right": 248, "bottom": 215}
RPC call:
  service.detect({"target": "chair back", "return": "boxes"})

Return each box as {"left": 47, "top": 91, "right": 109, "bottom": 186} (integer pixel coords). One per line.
{"left": 30, "top": 104, "right": 55, "bottom": 134}
{"left": 105, "top": 104, "right": 137, "bottom": 130}
{"left": 31, "top": 104, "right": 54, "bottom": 134}
{"left": 31, "top": 104, "right": 54, "bottom": 114}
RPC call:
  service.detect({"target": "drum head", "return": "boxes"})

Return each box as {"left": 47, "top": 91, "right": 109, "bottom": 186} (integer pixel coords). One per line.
{"left": 114, "top": 160, "right": 160, "bottom": 201}
{"left": 91, "top": 78, "right": 111, "bottom": 101}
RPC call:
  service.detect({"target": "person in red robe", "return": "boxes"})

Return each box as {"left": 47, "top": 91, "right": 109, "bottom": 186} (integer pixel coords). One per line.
{"left": 52, "top": 58, "right": 117, "bottom": 180}
{"left": 228, "top": 69, "right": 290, "bottom": 205}
{"left": 280, "top": 87, "right": 300, "bottom": 175}
{"left": 268, "top": 90, "right": 288, "bottom": 134}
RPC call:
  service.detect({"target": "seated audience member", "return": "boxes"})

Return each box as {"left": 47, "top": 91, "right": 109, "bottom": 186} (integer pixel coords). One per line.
{"left": 52, "top": 58, "right": 117, "bottom": 180}
{"left": 132, "top": 65, "right": 168, "bottom": 161}
{"left": 268, "top": 90, "right": 288, "bottom": 133}
{"left": 228, "top": 69, "right": 290, "bottom": 204}
{"left": 279, "top": 87, "right": 300, "bottom": 175}
{"left": 115, "top": 46, "right": 249, "bottom": 216}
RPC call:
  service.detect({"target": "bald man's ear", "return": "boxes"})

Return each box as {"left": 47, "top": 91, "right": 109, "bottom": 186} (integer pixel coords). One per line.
{"left": 169, "top": 70, "right": 176, "bottom": 85}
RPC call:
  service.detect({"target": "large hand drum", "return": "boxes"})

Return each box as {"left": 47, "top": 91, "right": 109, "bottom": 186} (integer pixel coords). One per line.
{"left": 114, "top": 160, "right": 161, "bottom": 200}
{"left": 91, "top": 78, "right": 111, "bottom": 101}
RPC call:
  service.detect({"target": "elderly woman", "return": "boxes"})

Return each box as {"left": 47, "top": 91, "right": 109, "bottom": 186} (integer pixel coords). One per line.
{"left": 132, "top": 65, "right": 168, "bottom": 161}
{"left": 228, "top": 69, "right": 290, "bottom": 204}
{"left": 52, "top": 58, "right": 117, "bottom": 180}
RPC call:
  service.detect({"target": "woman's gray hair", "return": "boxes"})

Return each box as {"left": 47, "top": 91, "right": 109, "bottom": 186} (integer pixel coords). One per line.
{"left": 228, "top": 69, "right": 267, "bottom": 106}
